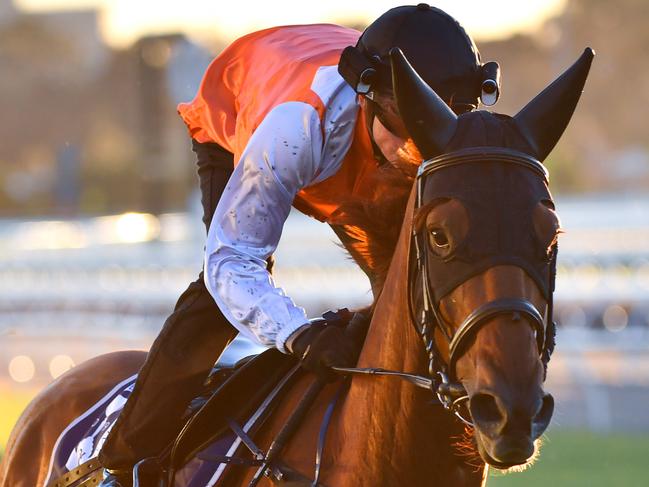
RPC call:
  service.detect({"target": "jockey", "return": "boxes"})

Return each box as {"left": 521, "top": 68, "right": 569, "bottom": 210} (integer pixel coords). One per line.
{"left": 99, "top": 4, "right": 500, "bottom": 485}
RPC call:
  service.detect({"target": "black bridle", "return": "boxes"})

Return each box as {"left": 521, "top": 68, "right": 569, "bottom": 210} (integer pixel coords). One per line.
{"left": 408, "top": 147, "right": 557, "bottom": 424}
{"left": 337, "top": 147, "right": 558, "bottom": 426}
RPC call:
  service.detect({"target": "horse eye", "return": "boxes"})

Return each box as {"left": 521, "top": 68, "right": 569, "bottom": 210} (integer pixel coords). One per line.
{"left": 430, "top": 228, "right": 449, "bottom": 249}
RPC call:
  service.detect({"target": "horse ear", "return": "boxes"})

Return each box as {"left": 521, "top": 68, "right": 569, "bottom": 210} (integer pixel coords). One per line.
{"left": 389, "top": 47, "right": 457, "bottom": 159}
{"left": 515, "top": 48, "right": 595, "bottom": 161}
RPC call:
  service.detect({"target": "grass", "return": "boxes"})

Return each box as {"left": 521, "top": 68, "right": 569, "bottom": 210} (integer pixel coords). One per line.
{"left": 488, "top": 429, "right": 649, "bottom": 486}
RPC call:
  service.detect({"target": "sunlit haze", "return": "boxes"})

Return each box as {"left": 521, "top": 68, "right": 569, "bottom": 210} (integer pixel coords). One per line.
{"left": 16, "top": 0, "right": 566, "bottom": 47}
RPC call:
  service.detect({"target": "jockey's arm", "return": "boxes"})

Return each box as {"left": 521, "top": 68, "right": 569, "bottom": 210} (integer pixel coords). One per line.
{"left": 203, "top": 101, "right": 342, "bottom": 353}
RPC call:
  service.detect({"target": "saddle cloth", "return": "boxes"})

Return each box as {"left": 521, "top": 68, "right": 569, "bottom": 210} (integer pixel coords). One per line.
{"left": 44, "top": 336, "right": 270, "bottom": 487}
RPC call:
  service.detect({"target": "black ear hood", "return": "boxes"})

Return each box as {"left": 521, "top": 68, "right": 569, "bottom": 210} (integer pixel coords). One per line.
{"left": 514, "top": 48, "right": 594, "bottom": 161}
{"left": 389, "top": 47, "right": 457, "bottom": 159}
{"left": 391, "top": 47, "right": 595, "bottom": 161}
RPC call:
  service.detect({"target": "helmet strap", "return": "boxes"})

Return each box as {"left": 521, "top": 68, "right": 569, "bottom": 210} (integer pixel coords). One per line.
{"left": 362, "top": 96, "right": 391, "bottom": 167}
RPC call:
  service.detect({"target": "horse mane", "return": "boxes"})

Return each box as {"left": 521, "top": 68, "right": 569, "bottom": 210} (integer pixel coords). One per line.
{"left": 328, "top": 164, "right": 415, "bottom": 296}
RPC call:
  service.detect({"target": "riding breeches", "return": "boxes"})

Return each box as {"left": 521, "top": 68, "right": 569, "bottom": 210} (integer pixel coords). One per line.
{"left": 99, "top": 140, "right": 239, "bottom": 469}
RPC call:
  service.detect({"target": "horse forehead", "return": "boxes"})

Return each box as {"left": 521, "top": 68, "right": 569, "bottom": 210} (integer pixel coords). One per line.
{"left": 423, "top": 165, "right": 549, "bottom": 211}
{"left": 446, "top": 111, "right": 532, "bottom": 153}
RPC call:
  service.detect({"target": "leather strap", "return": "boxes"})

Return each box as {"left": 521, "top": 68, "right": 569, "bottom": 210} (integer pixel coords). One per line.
{"left": 419, "top": 147, "right": 549, "bottom": 182}
{"left": 48, "top": 458, "right": 102, "bottom": 487}
{"left": 331, "top": 366, "right": 432, "bottom": 390}
{"left": 249, "top": 380, "right": 326, "bottom": 487}
{"left": 447, "top": 298, "right": 546, "bottom": 376}
{"left": 314, "top": 379, "right": 350, "bottom": 485}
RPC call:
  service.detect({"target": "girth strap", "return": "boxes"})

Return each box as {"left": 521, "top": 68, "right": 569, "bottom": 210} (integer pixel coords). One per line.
{"left": 313, "top": 379, "right": 350, "bottom": 486}
{"left": 47, "top": 458, "right": 102, "bottom": 487}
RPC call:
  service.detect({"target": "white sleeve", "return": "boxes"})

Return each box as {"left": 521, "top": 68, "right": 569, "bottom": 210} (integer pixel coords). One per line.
{"left": 204, "top": 101, "right": 336, "bottom": 353}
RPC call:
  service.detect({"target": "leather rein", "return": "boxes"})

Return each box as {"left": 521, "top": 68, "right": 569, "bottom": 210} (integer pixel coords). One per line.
{"left": 335, "top": 147, "right": 558, "bottom": 426}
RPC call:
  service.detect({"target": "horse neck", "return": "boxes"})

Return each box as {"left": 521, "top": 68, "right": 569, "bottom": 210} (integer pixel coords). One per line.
{"left": 325, "top": 189, "right": 486, "bottom": 486}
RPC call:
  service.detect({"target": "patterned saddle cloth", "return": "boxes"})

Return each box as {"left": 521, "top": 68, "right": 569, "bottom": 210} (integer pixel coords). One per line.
{"left": 44, "top": 336, "right": 274, "bottom": 487}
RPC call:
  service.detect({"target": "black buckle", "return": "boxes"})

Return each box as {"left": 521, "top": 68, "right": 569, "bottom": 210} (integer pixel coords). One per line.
{"left": 321, "top": 308, "right": 352, "bottom": 326}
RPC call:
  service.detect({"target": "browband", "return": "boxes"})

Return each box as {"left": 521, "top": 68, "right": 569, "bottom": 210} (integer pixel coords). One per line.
{"left": 417, "top": 147, "right": 549, "bottom": 182}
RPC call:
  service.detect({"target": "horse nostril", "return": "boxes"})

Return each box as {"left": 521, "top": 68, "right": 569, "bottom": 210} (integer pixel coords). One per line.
{"left": 470, "top": 392, "right": 506, "bottom": 433}
{"left": 532, "top": 393, "right": 554, "bottom": 439}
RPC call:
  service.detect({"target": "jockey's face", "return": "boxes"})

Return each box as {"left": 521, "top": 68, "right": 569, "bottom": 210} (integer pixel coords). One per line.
{"left": 360, "top": 95, "right": 422, "bottom": 173}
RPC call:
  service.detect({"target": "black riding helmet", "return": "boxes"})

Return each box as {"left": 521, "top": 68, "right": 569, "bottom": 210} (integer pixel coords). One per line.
{"left": 338, "top": 4, "right": 501, "bottom": 166}
{"left": 339, "top": 4, "right": 501, "bottom": 115}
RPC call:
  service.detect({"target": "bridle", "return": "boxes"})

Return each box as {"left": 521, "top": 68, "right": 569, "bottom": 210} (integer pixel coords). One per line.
{"left": 408, "top": 147, "right": 557, "bottom": 424}
{"left": 336, "top": 147, "right": 558, "bottom": 426}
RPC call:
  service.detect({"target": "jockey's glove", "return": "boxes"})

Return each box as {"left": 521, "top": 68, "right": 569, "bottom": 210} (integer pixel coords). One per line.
{"left": 288, "top": 309, "right": 370, "bottom": 382}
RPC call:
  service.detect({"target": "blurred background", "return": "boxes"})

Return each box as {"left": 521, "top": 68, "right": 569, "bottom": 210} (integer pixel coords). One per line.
{"left": 0, "top": 0, "right": 648, "bottom": 485}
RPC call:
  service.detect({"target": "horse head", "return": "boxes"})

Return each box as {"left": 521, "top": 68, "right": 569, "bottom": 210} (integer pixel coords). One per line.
{"left": 390, "top": 47, "right": 593, "bottom": 469}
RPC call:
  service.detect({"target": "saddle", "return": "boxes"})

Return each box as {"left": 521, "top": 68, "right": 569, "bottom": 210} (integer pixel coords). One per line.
{"left": 169, "top": 348, "right": 298, "bottom": 469}
{"left": 47, "top": 347, "right": 304, "bottom": 487}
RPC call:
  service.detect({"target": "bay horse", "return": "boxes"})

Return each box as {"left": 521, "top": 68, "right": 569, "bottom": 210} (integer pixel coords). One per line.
{"left": 0, "top": 46, "right": 593, "bottom": 487}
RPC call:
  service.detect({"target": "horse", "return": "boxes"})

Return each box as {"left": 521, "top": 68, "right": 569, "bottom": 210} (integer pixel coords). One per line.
{"left": 0, "top": 46, "right": 593, "bottom": 487}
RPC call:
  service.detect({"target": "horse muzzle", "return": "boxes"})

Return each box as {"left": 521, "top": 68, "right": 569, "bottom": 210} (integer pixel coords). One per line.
{"left": 470, "top": 391, "right": 554, "bottom": 468}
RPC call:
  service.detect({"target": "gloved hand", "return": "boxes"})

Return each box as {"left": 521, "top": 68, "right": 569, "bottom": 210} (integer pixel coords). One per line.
{"left": 288, "top": 310, "right": 370, "bottom": 382}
